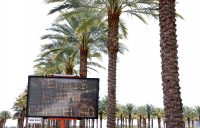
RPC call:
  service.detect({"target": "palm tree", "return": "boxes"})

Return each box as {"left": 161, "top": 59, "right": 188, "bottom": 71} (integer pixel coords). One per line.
{"left": 183, "top": 106, "right": 198, "bottom": 128}
{"left": 183, "top": 106, "right": 192, "bottom": 128}
{"left": 0, "top": 110, "right": 11, "bottom": 128}
{"left": 154, "top": 108, "right": 164, "bottom": 128}
{"left": 38, "top": 22, "right": 106, "bottom": 127}
{"left": 116, "top": 104, "right": 126, "bottom": 128}
{"left": 159, "top": 0, "right": 184, "bottom": 127}
{"left": 38, "top": 21, "right": 106, "bottom": 74}
{"left": 195, "top": 106, "right": 200, "bottom": 122}
{"left": 145, "top": 104, "right": 155, "bottom": 128}
{"left": 125, "top": 103, "right": 135, "bottom": 128}
{"left": 34, "top": 39, "right": 79, "bottom": 75}
{"left": 94, "top": 1, "right": 157, "bottom": 127}
{"left": 99, "top": 96, "right": 107, "bottom": 128}
{"left": 136, "top": 106, "right": 147, "bottom": 128}
{"left": 44, "top": 0, "right": 158, "bottom": 127}
{"left": 0, "top": 116, "right": 4, "bottom": 128}
{"left": 34, "top": 54, "right": 64, "bottom": 75}
{"left": 12, "top": 90, "right": 27, "bottom": 128}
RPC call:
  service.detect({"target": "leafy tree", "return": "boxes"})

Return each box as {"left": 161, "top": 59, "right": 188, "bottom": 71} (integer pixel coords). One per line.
{"left": 159, "top": 0, "right": 184, "bottom": 127}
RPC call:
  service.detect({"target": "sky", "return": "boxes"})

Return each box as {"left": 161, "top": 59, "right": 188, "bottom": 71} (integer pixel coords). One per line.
{"left": 0, "top": 0, "right": 200, "bottom": 121}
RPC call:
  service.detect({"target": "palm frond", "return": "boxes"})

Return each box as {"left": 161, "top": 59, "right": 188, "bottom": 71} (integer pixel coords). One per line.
{"left": 119, "top": 19, "right": 128, "bottom": 38}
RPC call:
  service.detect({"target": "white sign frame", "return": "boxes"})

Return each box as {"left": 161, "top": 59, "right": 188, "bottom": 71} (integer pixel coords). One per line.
{"left": 28, "top": 117, "right": 42, "bottom": 124}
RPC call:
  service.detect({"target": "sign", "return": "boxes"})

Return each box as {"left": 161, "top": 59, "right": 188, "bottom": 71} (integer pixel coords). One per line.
{"left": 26, "top": 76, "right": 99, "bottom": 119}
{"left": 28, "top": 117, "right": 42, "bottom": 124}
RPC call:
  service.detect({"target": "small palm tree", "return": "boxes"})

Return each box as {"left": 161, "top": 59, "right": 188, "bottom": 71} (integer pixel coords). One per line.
{"left": 12, "top": 90, "right": 27, "bottom": 128}
{"left": 0, "top": 110, "right": 12, "bottom": 128}
{"left": 116, "top": 104, "right": 126, "bottom": 128}
{"left": 98, "top": 96, "right": 107, "bottom": 128}
{"left": 154, "top": 108, "right": 164, "bottom": 128}
{"left": 125, "top": 103, "right": 135, "bottom": 128}
{"left": 145, "top": 104, "right": 155, "bottom": 128}
{"left": 136, "top": 106, "right": 147, "bottom": 128}
{"left": 183, "top": 106, "right": 198, "bottom": 128}
{"left": 195, "top": 106, "right": 200, "bottom": 122}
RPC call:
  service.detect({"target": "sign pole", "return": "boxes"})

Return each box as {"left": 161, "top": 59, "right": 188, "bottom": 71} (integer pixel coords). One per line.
{"left": 60, "top": 119, "right": 65, "bottom": 128}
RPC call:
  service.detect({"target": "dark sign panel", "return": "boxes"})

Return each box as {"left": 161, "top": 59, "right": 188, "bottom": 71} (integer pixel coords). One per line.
{"left": 26, "top": 76, "right": 99, "bottom": 119}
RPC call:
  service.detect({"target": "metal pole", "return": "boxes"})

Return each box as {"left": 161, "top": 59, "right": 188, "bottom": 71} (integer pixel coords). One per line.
{"left": 60, "top": 119, "right": 65, "bottom": 128}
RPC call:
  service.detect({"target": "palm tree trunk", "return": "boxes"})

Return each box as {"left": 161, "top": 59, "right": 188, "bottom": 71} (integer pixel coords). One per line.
{"left": 120, "top": 114, "right": 123, "bottom": 128}
{"left": 100, "top": 112, "right": 103, "bottom": 128}
{"left": 192, "top": 120, "right": 194, "bottom": 128}
{"left": 66, "top": 66, "right": 73, "bottom": 75}
{"left": 158, "top": 116, "right": 161, "bottom": 128}
{"left": 92, "top": 119, "right": 94, "bottom": 128}
{"left": 147, "top": 114, "right": 150, "bottom": 128}
{"left": 139, "top": 115, "right": 142, "bottom": 128}
{"left": 0, "top": 119, "right": 4, "bottom": 128}
{"left": 163, "top": 119, "right": 166, "bottom": 128}
{"left": 117, "top": 118, "right": 119, "bottom": 128}
{"left": 107, "top": 11, "right": 120, "bottom": 128}
{"left": 159, "top": 0, "right": 184, "bottom": 127}
{"left": 18, "top": 108, "right": 25, "bottom": 128}
{"left": 128, "top": 114, "right": 131, "bottom": 128}
{"left": 187, "top": 117, "right": 190, "bottom": 128}
{"left": 96, "top": 119, "right": 98, "bottom": 128}
{"left": 79, "top": 47, "right": 88, "bottom": 78}
{"left": 143, "top": 117, "right": 146, "bottom": 128}
{"left": 151, "top": 118, "right": 153, "bottom": 128}
{"left": 79, "top": 47, "right": 88, "bottom": 128}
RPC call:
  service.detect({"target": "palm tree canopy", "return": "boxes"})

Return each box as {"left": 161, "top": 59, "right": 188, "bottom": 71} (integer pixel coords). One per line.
{"left": 99, "top": 96, "right": 107, "bottom": 118}
{"left": 12, "top": 90, "right": 27, "bottom": 119}
{"left": 46, "top": 0, "right": 158, "bottom": 23}
{"left": 125, "top": 103, "right": 135, "bottom": 115}
{"left": 0, "top": 111, "right": 12, "bottom": 120}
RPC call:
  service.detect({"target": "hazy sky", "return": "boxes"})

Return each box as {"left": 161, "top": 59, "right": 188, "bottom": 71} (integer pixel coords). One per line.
{"left": 1, "top": 0, "right": 200, "bottom": 116}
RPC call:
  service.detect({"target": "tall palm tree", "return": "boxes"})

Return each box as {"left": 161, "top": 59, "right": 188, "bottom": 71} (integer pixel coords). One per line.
{"left": 159, "top": 0, "right": 184, "bottom": 127}
{"left": 44, "top": 0, "right": 158, "bottom": 127}
{"left": 0, "top": 111, "right": 11, "bottom": 128}
{"left": 12, "top": 90, "right": 27, "bottom": 128}
{"left": 94, "top": 1, "right": 157, "bottom": 127}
